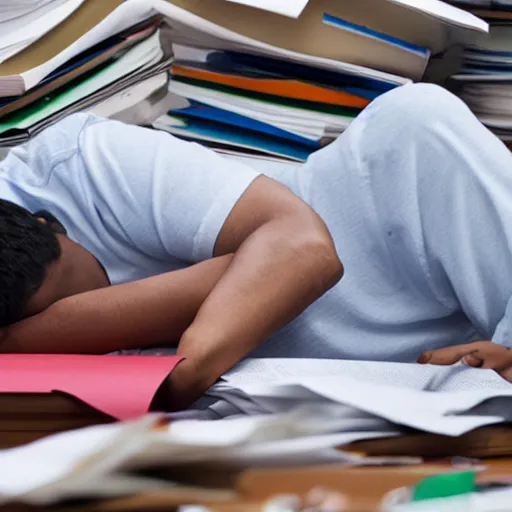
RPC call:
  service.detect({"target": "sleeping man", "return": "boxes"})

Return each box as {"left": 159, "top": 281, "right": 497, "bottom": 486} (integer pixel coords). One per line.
{"left": 0, "top": 83, "right": 511, "bottom": 409}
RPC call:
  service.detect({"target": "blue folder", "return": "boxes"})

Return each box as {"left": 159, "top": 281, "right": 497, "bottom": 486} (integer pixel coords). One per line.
{"left": 170, "top": 100, "right": 321, "bottom": 149}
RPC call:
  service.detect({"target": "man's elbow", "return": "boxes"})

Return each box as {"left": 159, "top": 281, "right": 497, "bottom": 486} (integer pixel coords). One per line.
{"left": 295, "top": 214, "right": 344, "bottom": 290}
{"left": 308, "top": 235, "right": 344, "bottom": 289}
{"left": 326, "top": 247, "right": 344, "bottom": 288}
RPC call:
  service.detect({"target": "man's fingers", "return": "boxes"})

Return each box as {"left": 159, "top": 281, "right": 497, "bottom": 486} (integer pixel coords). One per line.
{"left": 463, "top": 353, "right": 484, "bottom": 368}
{"left": 499, "top": 366, "right": 512, "bottom": 383}
{"left": 479, "top": 351, "right": 512, "bottom": 371}
{"left": 419, "top": 341, "right": 512, "bottom": 373}
{"left": 418, "top": 343, "right": 483, "bottom": 365}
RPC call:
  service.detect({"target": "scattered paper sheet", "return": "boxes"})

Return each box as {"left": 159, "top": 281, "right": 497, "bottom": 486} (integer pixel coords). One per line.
{"left": 389, "top": 0, "right": 488, "bottom": 33}
{"left": 0, "top": 408, "right": 409, "bottom": 505}
{"left": 222, "top": 358, "right": 512, "bottom": 392}
{"left": 0, "top": 416, "right": 166, "bottom": 505}
{"left": 214, "top": 0, "right": 488, "bottom": 32}
{"left": 215, "top": 359, "right": 512, "bottom": 436}
{"left": 224, "top": 0, "right": 310, "bottom": 18}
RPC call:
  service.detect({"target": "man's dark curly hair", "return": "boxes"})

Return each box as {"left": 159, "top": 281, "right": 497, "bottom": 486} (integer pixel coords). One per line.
{"left": 0, "top": 200, "right": 61, "bottom": 327}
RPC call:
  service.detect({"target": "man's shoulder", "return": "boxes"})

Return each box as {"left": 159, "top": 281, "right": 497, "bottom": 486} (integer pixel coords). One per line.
{"left": 39, "top": 113, "right": 106, "bottom": 153}
{"left": 7, "top": 113, "right": 107, "bottom": 171}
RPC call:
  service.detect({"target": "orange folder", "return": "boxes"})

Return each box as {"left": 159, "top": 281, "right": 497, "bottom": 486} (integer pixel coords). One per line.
{"left": 172, "top": 65, "right": 370, "bottom": 109}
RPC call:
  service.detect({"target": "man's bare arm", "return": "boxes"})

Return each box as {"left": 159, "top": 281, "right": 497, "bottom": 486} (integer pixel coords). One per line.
{"left": 0, "top": 255, "right": 233, "bottom": 354}
{"left": 1, "top": 176, "right": 342, "bottom": 409}
{"left": 171, "top": 176, "right": 343, "bottom": 406}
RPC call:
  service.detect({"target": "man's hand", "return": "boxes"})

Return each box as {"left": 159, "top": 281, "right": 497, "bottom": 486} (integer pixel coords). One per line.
{"left": 418, "top": 341, "right": 512, "bottom": 382}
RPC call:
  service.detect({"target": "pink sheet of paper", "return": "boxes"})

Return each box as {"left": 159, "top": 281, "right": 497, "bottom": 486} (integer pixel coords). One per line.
{"left": 0, "top": 354, "right": 183, "bottom": 420}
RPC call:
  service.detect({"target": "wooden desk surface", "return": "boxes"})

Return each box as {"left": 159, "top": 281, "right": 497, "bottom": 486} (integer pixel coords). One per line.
{"left": 5, "top": 458, "right": 506, "bottom": 512}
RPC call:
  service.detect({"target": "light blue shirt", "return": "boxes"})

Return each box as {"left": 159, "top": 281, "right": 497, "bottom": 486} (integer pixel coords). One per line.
{"left": 2, "top": 83, "right": 512, "bottom": 362}
{"left": 0, "top": 113, "right": 260, "bottom": 285}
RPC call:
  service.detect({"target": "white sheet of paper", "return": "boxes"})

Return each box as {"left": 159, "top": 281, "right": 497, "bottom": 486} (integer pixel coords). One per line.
{"left": 224, "top": 0, "right": 309, "bottom": 18}
{"left": 0, "top": 0, "right": 86, "bottom": 64}
{"left": 0, "top": 423, "right": 123, "bottom": 498}
{"left": 211, "top": 431, "right": 409, "bottom": 467}
{"left": 0, "top": 416, "right": 163, "bottom": 505}
{"left": 0, "top": 0, "right": 57, "bottom": 21}
{"left": 220, "top": 359, "right": 512, "bottom": 436}
{"left": 20, "top": 0, "right": 156, "bottom": 90}
{"left": 88, "top": 72, "right": 168, "bottom": 118}
{"left": 222, "top": 359, "right": 511, "bottom": 392}
{"left": 388, "top": 0, "right": 488, "bottom": 32}
{"left": 226, "top": 379, "right": 509, "bottom": 436}
{"left": 150, "top": 0, "right": 410, "bottom": 86}
{"left": 206, "top": 0, "right": 488, "bottom": 32}
{"left": 115, "top": 405, "right": 404, "bottom": 472}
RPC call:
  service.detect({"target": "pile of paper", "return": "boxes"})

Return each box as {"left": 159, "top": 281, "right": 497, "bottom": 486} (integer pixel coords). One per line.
{"left": 153, "top": 44, "right": 394, "bottom": 163}
{"left": 152, "top": 0, "right": 487, "bottom": 163}
{"left": 1, "top": 358, "right": 512, "bottom": 506}
{"left": 0, "top": 406, "right": 415, "bottom": 506}
{"left": 0, "top": 0, "right": 86, "bottom": 65}
{"left": 0, "top": 0, "right": 487, "bottom": 158}
{"left": 447, "top": 2, "right": 512, "bottom": 145}
{"left": 204, "top": 359, "right": 512, "bottom": 437}
{"left": 0, "top": 0, "right": 173, "bottom": 148}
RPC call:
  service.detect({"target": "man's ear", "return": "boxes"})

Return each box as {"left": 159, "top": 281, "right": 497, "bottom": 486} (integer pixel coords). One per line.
{"left": 33, "top": 210, "right": 67, "bottom": 235}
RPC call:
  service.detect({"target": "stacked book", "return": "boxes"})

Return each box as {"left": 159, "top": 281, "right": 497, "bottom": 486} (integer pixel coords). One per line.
{"left": 0, "top": 0, "right": 487, "bottom": 162}
{"left": 153, "top": 0, "right": 487, "bottom": 163}
{"left": 449, "top": 1, "right": 512, "bottom": 145}
{"left": 155, "top": 44, "right": 395, "bottom": 163}
{"left": 0, "top": 0, "right": 173, "bottom": 149}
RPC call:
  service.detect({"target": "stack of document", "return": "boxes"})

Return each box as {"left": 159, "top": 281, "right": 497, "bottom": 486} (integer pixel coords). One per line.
{"left": 448, "top": 3, "right": 512, "bottom": 145}
{"left": 0, "top": 0, "right": 86, "bottom": 65}
{"left": 0, "top": 0, "right": 487, "bottom": 156}
{"left": 0, "top": 0, "right": 173, "bottom": 148}
{"left": 154, "top": 43, "right": 389, "bottom": 162}
{"left": 151, "top": 0, "right": 487, "bottom": 162}
{"left": 1, "top": 358, "right": 512, "bottom": 506}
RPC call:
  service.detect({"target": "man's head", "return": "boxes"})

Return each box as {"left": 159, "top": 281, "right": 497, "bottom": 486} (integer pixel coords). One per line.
{"left": 0, "top": 200, "right": 109, "bottom": 327}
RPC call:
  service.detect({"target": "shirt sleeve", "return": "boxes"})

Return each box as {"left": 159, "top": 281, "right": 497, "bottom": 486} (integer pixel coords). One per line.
{"left": 77, "top": 115, "right": 261, "bottom": 262}
{"left": 493, "top": 298, "right": 512, "bottom": 348}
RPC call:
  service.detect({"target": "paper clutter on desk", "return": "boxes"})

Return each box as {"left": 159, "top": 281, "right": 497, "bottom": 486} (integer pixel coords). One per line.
{"left": 0, "top": 405, "right": 418, "bottom": 507}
